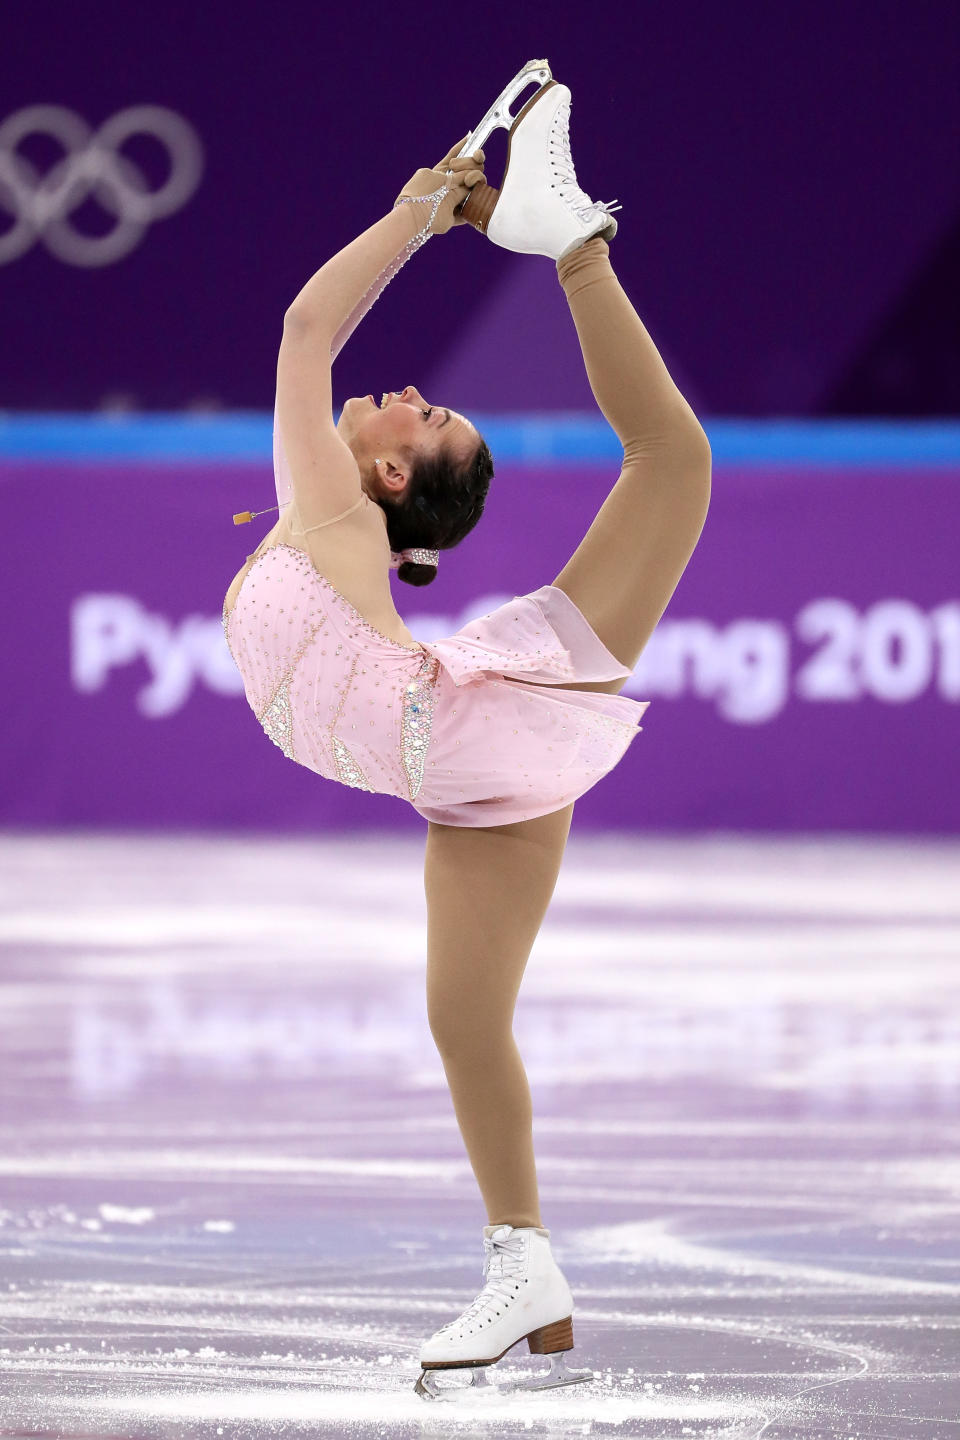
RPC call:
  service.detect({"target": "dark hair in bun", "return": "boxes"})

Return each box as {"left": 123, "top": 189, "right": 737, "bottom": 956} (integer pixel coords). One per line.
{"left": 381, "top": 434, "right": 494, "bottom": 587}
{"left": 396, "top": 556, "right": 438, "bottom": 587}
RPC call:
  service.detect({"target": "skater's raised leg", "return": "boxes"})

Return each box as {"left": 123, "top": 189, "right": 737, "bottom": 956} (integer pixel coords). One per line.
{"left": 551, "top": 236, "right": 712, "bottom": 693}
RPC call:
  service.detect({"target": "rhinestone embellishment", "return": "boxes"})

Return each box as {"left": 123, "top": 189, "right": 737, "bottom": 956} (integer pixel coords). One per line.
{"left": 332, "top": 735, "right": 374, "bottom": 792}
{"left": 393, "top": 182, "right": 449, "bottom": 254}
{"left": 401, "top": 652, "right": 440, "bottom": 800}
{"left": 258, "top": 677, "right": 295, "bottom": 759}
{"left": 328, "top": 654, "right": 376, "bottom": 792}
{"left": 255, "top": 616, "right": 326, "bottom": 762}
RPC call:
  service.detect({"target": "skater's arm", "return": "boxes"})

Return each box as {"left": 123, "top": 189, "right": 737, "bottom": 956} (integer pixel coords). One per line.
{"left": 284, "top": 141, "right": 485, "bottom": 347}
{"left": 284, "top": 206, "right": 423, "bottom": 352}
{"left": 276, "top": 145, "right": 484, "bottom": 528}
{"left": 277, "top": 208, "right": 429, "bottom": 528}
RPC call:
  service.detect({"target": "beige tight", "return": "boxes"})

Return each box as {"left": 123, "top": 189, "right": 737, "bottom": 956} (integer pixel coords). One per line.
{"left": 550, "top": 237, "right": 712, "bottom": 687}
{"left": 424, "top": 238, "right": 711, "bottom": 1228}
{"left": 424, "top": 804, "right": 574, "bottom": 1230}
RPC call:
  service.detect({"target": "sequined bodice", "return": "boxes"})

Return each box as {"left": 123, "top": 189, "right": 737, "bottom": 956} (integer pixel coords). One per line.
{"left": 223, "top": 544, "right": 438, "bottom": 801}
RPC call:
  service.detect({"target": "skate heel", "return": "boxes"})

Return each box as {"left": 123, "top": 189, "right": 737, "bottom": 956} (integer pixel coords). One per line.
{"left": 526, "top": 1314, "right": 574, "bottom": 1354}
{"left": 458, "top": 180, "right": 499, "bottom": 234}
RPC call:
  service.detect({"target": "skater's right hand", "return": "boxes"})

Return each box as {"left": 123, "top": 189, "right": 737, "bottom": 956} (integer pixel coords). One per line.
{"left": 435, "top": 136, "right": 487, "bottom": 228}
{"left": 395, "top": 136, "right": 486, "bottom": 235}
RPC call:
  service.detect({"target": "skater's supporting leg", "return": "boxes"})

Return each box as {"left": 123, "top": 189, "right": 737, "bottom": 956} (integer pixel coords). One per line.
{"left": 550, "top": 237, "right": 712, "bottom": 692}
{"left": 423, "top": 804, "right": 574, "bottom": 1229}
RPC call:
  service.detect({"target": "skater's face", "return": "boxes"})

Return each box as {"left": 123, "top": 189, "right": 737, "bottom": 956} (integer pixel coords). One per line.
{"left": 338, "top": 386, "right": 479, "bottom": 502}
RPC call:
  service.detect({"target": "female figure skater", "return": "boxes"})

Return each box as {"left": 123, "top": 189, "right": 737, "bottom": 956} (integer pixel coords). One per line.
{"left": 222, "top": 62, "right": 711, "bottom": 1398}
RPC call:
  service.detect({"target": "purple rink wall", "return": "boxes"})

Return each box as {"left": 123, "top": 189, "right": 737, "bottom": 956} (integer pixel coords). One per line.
{"left": 4, "top": 419, "right": 958, "bottom": 834}
{"left": 3, "top": 8, "right": 957, "bottom": 833}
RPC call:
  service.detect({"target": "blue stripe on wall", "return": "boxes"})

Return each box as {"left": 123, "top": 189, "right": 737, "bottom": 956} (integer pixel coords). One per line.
{"left": 0, "top": 414, "right": 958, "bottom": 466}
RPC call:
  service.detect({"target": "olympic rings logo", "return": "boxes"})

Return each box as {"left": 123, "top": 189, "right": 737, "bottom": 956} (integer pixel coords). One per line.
{"left": 0, "top": 105, "right": 204, "bottom": 267}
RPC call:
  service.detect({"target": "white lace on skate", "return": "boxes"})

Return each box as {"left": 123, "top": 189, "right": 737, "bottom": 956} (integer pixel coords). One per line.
{"left": 549, "top": 95, "right": 621, "bottom": 228}
{"left": 434, "top": 1229, "right": 527, "bottom": 1336}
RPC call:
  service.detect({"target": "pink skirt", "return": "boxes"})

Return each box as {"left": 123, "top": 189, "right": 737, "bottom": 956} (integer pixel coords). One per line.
{"left": 412, "top": 584, "right": 649, "bottom": 826}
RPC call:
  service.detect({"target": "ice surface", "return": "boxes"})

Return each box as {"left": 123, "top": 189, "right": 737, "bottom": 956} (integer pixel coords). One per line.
{"left": 0, "top": 832, "right": 958, "bottom": 1438}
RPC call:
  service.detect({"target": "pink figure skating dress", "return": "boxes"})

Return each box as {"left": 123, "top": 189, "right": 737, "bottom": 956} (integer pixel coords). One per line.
{"left": 223, "top": 395, "right": 650, "bottom": 826}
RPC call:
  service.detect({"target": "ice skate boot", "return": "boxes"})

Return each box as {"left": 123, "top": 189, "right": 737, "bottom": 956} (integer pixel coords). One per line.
{"left": 457, "top": 61, "right": 620, "bottom": 260}
{"left": 414, "top": 1222, "right": 595, "bottom": 1399}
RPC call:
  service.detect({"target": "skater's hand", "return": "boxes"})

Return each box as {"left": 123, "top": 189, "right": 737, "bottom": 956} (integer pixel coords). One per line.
{"left": 395, "top": 135, "right": 486, "bottom": 235}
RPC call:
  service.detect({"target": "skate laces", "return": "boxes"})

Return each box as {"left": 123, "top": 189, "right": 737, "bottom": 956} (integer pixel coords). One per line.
{"left": 550, "top": 99, "right": 621, "bottom": 224}
{"left": 435, "top": 1231, "right": 528, "bottom": 1334}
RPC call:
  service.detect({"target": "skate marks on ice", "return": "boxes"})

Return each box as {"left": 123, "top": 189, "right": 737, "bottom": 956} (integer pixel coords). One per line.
{"left": 45, "top": 1377, "right": 754, "bottom": 1431}
{"left": 0, "top": 832, "right": 959, "bottom": 1436}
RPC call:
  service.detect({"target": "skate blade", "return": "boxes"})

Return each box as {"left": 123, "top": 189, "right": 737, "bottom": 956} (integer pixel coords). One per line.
{"left": 414, "top": 1365, "right": 497, "bottom": 1403}
{"left": 457, "top": 58, "right": 553, "bottom": 158}
{"left": 415, "top": 1352, "right": 596, "bottom": 1401}
{"left": 500, "top": 1352, "right": 597, "bottom": 1394}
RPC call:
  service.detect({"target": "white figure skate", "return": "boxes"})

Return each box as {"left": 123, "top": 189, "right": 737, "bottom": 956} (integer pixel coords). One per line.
{"left": 457, "top": 58, "right": 620, "bottom": 260}
{"left": 414, "top": 1222, "right": 595, "bottom": 1399}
